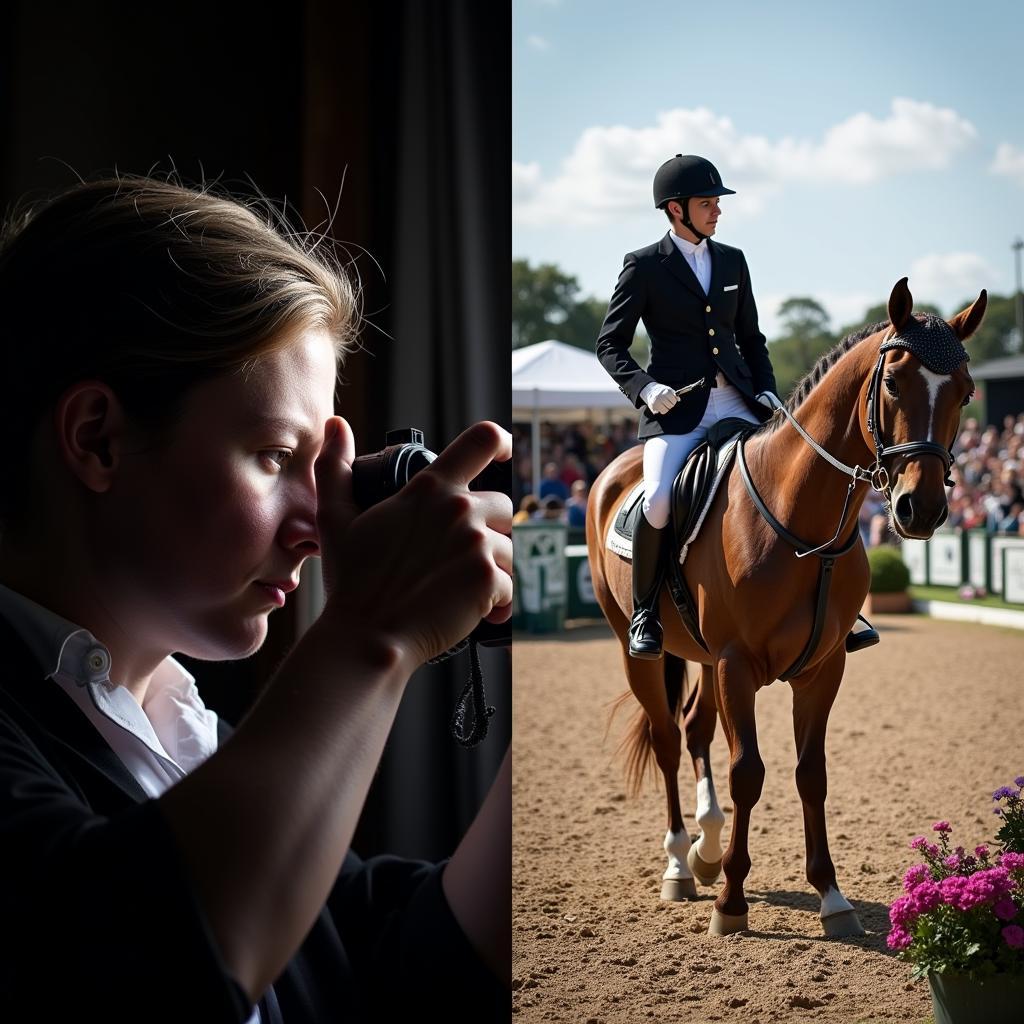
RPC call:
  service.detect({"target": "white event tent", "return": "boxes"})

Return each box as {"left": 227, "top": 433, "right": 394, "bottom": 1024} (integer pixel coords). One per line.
{"left": 512, "top": 339, "right": 637, "bottom": 497}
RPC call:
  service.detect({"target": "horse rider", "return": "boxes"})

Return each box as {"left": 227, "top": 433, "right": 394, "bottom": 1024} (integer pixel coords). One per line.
{"left": 596, "top": 153, "right": 879, "bottom": 660}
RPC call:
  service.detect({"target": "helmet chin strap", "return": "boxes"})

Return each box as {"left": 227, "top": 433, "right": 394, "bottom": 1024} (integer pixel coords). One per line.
{"left": 678, "top": 198, "right": 709, "bottom": 241}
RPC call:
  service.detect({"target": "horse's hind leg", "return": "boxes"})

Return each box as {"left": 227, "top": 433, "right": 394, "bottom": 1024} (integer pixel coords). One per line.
{"left": 620, "top": 650, "right": 697, "bottom": 901}
{"left": 792, "top": 650, "right": 865, "bottom": 938}
{"left": 684, "top": 663, "right": 725, "bottom": 886}
{"left": 709, "top": 650, "right": 764, "bottom": 935}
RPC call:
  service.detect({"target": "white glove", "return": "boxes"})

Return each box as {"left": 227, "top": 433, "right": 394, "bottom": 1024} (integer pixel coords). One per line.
{"left": 756, "top": 390, "right": 783, "bottom": 411}
{"left": 640, "top": 381, "right": 680, "bottom": 415}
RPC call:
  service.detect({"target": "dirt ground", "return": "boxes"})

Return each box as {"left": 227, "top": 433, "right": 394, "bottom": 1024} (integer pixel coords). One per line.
{"left": 512, "top": 613, "right": 1024, "bottom": 1024}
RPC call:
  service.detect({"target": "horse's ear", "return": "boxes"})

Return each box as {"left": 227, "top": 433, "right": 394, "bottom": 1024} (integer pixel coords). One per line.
{"left": 887, "top": 277, "right": 913, "bottom": 332}
{"left": 948, "top": 289, "right": 987, "bottom": 342}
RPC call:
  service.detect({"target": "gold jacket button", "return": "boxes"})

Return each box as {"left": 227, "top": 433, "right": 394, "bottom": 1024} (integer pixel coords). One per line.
{"left": 705, "top": 305, "right": 712, "bottom": 313}
{"left": 708, "top": 328, "right": 715, "bottom": 336}
{"left": 712, "top": 347, "right": 720, "bottom": 355}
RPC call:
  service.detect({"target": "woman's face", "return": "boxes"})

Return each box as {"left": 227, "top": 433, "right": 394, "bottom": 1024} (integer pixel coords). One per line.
{"left": 102, "top": 328, "right": 338, "bottom": 663}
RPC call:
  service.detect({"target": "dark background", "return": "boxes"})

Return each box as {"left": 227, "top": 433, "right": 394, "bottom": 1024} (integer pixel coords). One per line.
{"left": 0, "top": 0, "right": 511, "bottom": 861}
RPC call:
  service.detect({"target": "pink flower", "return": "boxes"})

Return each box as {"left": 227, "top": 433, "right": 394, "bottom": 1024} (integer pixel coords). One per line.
{"left": 994, "top": 897, "right": 1018, "bottom": 921}
{"left": 910, "top": 881, "right": 942, "bottom": 914}
{"left": 975, "top": 845, "right": 990, "bottom": 859}
{"left": 903, "top": 864, "right": 930, "bottom": 892}
{"left": 887, "top": 926, "right": 913, "bottom": 951}
{"left": 932, "top": 821, "right": 952, "bottom": 833}
{"left": 910, "top": 836, "right": 928, "bottom": 851}
{"left": 999, "top": 852, "right": 1024, "bottom": 872}
{"left": 1002, "top": 925, "right": 1024, "bottom": 949}
{"left": 943, "top": 854, "right": 960, "bottom": 869}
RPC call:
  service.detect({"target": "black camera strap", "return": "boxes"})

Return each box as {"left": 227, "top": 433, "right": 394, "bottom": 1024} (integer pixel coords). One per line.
{"left": 428, "top": 638, "right": 494, "bottom": 747}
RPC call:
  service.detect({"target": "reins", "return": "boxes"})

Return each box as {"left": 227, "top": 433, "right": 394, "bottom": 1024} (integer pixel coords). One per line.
{"left": 738, "top": 327, "right": 959, "bottom": 678}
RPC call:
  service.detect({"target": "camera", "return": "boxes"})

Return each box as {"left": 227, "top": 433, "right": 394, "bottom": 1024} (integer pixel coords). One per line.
{"left": 350, "top": 428, "right": 511, "bottom": 648}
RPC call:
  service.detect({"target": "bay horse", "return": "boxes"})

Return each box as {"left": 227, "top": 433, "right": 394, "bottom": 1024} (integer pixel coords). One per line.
{"left": 586, "top": 278, "right": 985, "bottom": 937}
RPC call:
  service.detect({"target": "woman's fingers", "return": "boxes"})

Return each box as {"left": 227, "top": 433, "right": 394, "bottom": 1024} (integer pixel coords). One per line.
{"left": 427, "top": 421, "right": 512, "bottom": 488}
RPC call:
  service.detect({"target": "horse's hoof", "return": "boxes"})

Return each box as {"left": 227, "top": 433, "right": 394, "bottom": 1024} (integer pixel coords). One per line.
{"left": 821, "top": 909, "right": 865, "bottom": 938}
{"left": 660, "top": 876, "right": 698, "bottom": 901}
{"left": 687, "top": 845, "right": 722, "bottom": 886}
{"left": 708, "top": 908, "right": 748, "bottom": 936}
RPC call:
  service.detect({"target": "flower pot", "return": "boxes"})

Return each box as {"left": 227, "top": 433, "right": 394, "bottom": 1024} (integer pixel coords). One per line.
{"left": 863, "top": 590, "right": 911, "bottom": 614}
{"left": 928, "top": 971, "right": 1024, "bottom": 1024}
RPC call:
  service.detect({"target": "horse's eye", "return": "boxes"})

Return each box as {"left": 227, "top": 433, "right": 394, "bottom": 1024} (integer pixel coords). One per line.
{"left": 961, "top": 390, "right": 975, "bottom": 408}
{"left": 883, "top": 375, "right": 898, "bottom": 398}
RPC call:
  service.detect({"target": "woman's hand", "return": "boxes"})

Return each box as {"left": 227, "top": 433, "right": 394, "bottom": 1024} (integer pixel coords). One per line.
{"left": 314, "top": 417, "right": 513, "bottom": 668}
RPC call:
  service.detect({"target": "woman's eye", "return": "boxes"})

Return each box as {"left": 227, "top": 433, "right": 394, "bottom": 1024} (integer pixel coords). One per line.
{"left": 263, "top": 449, "right": 293, "bottom": 470}
{"left": 883, "top": 376, "right": 898, "bottom": 398}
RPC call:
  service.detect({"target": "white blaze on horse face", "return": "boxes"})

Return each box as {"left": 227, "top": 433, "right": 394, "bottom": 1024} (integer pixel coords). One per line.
{"left": 917, "top": 367, "right": 951, "bottom": 443}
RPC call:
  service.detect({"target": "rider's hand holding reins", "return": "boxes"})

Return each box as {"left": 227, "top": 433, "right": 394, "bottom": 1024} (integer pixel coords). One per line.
{"left": 315, "top": 417, "right": 513, "bottom": 672}
{"left": 641, "top": 381, "right": 680, "bottom": 415}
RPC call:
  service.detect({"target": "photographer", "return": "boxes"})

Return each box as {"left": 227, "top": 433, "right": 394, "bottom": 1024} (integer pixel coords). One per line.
{"left": 0, "top": 176, "right": 511, "bottom": 1021}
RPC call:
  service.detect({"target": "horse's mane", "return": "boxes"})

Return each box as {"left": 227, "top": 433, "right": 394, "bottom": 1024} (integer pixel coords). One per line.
{"left": 757, "top": 318, "right": 891, "bottom": 435}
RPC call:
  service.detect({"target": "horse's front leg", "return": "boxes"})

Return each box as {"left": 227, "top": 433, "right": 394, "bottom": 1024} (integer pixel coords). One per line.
{"left": 709, "top": 650, "right": 765, "bottom": 935}
{"left": 684, "top": 662, "right": 725, "bottom": 886}
{"left": 792, "top": 648, "right": 865, "bottom": 937}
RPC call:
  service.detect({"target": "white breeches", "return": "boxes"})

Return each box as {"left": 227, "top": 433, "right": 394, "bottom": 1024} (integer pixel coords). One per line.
{"left": 641, "top": 383, "right": 759, "bottom": 529}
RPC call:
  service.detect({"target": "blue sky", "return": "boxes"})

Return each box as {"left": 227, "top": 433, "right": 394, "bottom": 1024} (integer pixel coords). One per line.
{"left": 513, "top": 0, "right": 1024, "bottom": 340}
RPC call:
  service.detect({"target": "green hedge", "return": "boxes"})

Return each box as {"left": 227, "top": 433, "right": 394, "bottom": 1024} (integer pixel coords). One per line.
{"left": 867, "top": 545, "right": 911, "bottom": 593}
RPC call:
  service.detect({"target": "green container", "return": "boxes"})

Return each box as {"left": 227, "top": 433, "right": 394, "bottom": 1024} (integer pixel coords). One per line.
{"left": 928, "top": 971, "right": 1024, "bottom": 1024}
{"left": 565, "top": 544, "right": 602, "bottom": 619}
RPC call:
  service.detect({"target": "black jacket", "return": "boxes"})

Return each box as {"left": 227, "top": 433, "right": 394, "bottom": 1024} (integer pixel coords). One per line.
{"left": 0, "top": 611, "right": 505, "bottom": 1022}
{"left": 596, "top": 233, "right": 778, "bottom": 439}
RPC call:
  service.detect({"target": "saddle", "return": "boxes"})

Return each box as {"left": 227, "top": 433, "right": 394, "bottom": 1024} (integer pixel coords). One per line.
{"left": 609, "top": 417, "right": 758, "bottom": 652}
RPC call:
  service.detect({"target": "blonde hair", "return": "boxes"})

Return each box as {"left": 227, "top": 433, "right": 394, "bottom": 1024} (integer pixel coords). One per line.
{"left": 0, "top": 173, "right": 360, "bottom": 532}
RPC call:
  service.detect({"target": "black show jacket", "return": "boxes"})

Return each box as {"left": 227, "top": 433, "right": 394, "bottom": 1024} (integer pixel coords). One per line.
{"left": 596, "top": 233, "right": 778, "bottom": 439}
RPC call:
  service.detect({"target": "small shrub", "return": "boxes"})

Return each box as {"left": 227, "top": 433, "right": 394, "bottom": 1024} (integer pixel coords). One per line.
{"left": 867, "top": 545, "right": 911, "bottom": 593}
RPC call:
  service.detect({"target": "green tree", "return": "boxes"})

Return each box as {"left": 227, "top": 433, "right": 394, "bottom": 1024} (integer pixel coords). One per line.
{"left": 512, "top": 258, "right": 645, "bottom": 353}
{"left": 512, "top": 259, "right": 583, "bottom": 349}
{"left": 767, "top": 297, "right": 836, "bottom": 398}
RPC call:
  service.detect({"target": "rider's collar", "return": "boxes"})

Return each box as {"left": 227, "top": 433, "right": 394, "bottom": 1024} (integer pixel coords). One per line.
{"left": 879, "top": 315, "right": 968, "bottom": 374}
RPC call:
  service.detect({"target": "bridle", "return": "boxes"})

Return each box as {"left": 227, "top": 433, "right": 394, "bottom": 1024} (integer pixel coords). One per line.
{"left": 748, "top": 324, "right": 962, "bottom": 558}
{"left": 864, "top": 328, "right": 956, "bottom": 498}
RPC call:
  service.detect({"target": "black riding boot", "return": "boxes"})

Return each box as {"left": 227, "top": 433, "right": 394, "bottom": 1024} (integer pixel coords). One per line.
{"left": 846, "top": 614, "right": 880, "bottom": 653}
{"left": 629, "top": 513, "right": 668, "bottom": 659}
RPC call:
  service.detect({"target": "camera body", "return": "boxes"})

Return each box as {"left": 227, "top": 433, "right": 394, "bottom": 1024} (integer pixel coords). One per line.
{"left": 350, "top": 428, "right": 511, "bottom": 648}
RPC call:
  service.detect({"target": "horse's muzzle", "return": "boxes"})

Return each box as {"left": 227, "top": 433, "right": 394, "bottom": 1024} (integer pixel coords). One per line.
{"left": 893, "top": 489, "right": 948, "bottom": 538}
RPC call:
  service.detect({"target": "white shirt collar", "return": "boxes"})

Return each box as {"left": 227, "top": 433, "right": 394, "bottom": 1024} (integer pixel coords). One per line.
{"left": 669, "top": 230, "right": 708, "bottom": 258}
{"left": 0, "top": 582, "right": 218, "bottom": 781}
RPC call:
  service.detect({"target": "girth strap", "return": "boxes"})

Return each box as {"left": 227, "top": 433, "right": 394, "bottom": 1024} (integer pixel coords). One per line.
{"left": 737, "top": 436, "right": 860, "bottom": 680}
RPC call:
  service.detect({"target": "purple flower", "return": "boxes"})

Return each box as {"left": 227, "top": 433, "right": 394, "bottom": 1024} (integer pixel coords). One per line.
{"left": 943, "top": 854, "right": 960, "bottom": 869}
{"left": 993, "top": 786, "right": 1016, "bottom": 801}
{"left": 975, "top": 845, "right": 990, "bottom": 859}
{"left": 1015, "top": 776, "right": 1024, "bottom": 788}
{"left": 994, "top": 897, "right": 1018, "bottom": 921}
{"left": 889, "top": 895, "right": 919, "bottom": 928}
{"left": 910, "top": 836, "right": 928, "bottom": 851}
{"left": 887, "top": 925, "right": 913, "bottom": 951}
{"left": 911, "top": 881, "right": 942, "bottom": 914}
{"left": 999, "top": 852, "right": 1024, "bottom": 872}
{"left": 925, "top": 842, "right": 940, "bottom": 859}
{"left": 1002, "top": 925, "right": 1024, "bottom": 949}
{"left": 903, "top": 864, "right": 930, "bottom": 892}
{"left": 933, "top": 821, "right": 952, "bottom": 833}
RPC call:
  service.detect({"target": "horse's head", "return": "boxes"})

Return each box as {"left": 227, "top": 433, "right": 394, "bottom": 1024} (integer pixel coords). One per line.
{"left": 865, "top": 277, "right": 985, "bottom": 540}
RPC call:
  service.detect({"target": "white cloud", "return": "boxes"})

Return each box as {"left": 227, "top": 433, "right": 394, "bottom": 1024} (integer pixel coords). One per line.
{"left": 992, "top": 142, "right": 1024, "bottom": 186}
{"left": 513, "top": 99, "right": 976, "bottom": 227}
{"left": 527, "top": 34, "right": 549, "bottom": 50}
{"left": 907, "top": 252, "right": 995, "bottom": 309}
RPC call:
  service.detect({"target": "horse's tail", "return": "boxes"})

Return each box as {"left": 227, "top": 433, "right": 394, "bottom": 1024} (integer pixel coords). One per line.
{"left": 606, "top": 653, "right": 688, "bottom": 798}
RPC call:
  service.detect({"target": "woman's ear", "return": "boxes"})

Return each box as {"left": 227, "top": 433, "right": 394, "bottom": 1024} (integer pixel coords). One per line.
{"left": 52, "top": 381, "right": 129, "bottom": 494}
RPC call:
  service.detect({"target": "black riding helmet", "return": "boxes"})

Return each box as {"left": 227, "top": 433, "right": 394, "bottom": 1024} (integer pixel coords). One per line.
{"left": 653, "top": 154, "right": 735, "bottom": 240}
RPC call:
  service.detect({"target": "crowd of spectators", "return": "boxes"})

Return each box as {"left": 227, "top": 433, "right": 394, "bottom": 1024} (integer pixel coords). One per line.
{"left": 513, "top": 413, "right": 1024, "bottom": 543}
